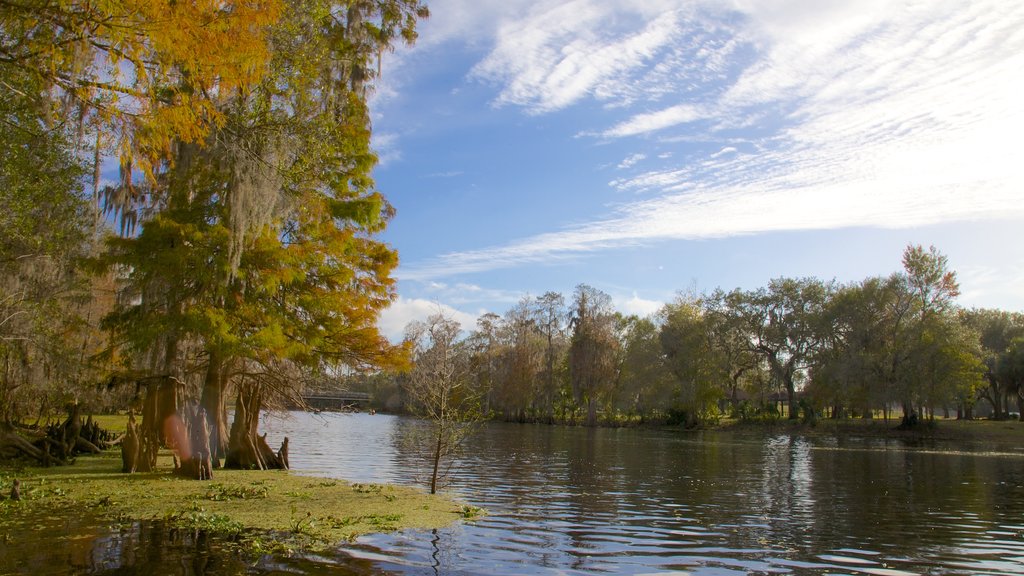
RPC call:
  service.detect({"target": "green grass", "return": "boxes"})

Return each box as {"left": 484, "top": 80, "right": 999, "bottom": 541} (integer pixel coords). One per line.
{"left": 0, "top": 449, "right": 472, "bottom": 553}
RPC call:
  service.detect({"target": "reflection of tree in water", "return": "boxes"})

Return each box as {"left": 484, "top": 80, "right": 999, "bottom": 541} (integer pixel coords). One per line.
{"left": 4, "top": 513, "right": 396, "bottom": 575}
{"left": 0, "top": 518, "right": 246, "bottom": 575}
{"left": 752, "top": 434, "right": 817, "bottom": 553}
{"left": 332, "top": 416, "right": 1024, "bottom": 575}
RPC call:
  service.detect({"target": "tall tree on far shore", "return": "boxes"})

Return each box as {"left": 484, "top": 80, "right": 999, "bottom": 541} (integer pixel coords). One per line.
{"left": 534, "top": 291, "right": 566, "bottom": 421}
{"left": 568, "top": 284, "right": 620, "bottom": 426}
{"left": 963, "top": 309, "right": 1024, "bottom": 419}
{"left": 737, "top": 278, "right": 831, "bottom": 420}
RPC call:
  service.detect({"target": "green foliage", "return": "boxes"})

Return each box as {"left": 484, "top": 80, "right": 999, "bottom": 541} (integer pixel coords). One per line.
{"left": 166, "top": 502, "right": 245, "bottom": 536}
{"left": 204, "top": 482, "right": 271, "bottom": 501}
{"left": 0, "top": 58, "right": 101, "bottom": 420}
{"left": 568, "top": 284, "right": 620, "bottom": 426}
{"left": 616, "top": 316, "right": 675, "bottom": 419}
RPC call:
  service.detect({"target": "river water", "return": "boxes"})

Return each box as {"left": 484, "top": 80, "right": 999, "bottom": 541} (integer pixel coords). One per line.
{"left": 259, "top": 412, "right": 1024, "bottom": 576}
{"left": 4, "top": 412, "right": 1024, "bottom": 575}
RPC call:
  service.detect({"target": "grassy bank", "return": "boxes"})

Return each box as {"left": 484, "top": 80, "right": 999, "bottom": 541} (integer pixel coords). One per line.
{"left": 0, "top": 448, "right": 478, "bottom": 554}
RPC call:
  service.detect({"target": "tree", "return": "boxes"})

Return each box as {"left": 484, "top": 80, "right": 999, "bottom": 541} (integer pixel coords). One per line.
{"left": 492, "top": 298, "right": 544, "bottom": 422}
{"left": 99, "top": 0, "right": 427, "bottom": 477}
{"left": 466, "top": 312, "right": 502, "bottom": 414}
{"left": 813, "top": 276, "right": 907, "bottom": 419}
{"left": 998, "top": 337, "right": 1024, "bottom": 419}
{"left": 659, "top": 297, "right": 724, "bottom": 427}
{"left": 617, "top": 315, "right": 674, "bottom": 422}
{"left": 403, "top": 312, "right": 481, "bottom": 494}
{"left": 1, "top": 0, "right": 283, "bottom": 195}
{"left": 736, "top": 278, "right": 831, "bottom": 420}
{"left": 894, "top": 244, "right": 963, "bottom": 426}
{"left": 702, "top": 290, "right": 761, "bottom": 408}
{"left": 534, "top": 291, "right": 567, "bottom": 422}
{"left": 961, "top": 309, "right": 1024, "bottom": 419}
{"left": 568, "top": 284, "right": 620, "bottom": 426}
{"left": 905, "top": 314, "right": 984, "bottom": 419}
{"left": 0, "top": 60, "right": 94, "bottom": 424}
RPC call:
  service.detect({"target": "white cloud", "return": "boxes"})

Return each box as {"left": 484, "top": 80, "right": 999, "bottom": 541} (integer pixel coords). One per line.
{"left": 602, "top": 104, "right": 705, "bottom": 138}
{"left": 958, "top": 263, "right": 1024, "bottom": 312}
{"left": 377, "top": 297, "right": 480, "bottom": 342}
{"left": 617, "top": 153, "right": 647, "bottom": 169}
{"left": 470, "top": 1, "right": 690, "bottom": 113}
{"left": 615, "top": 293, "right": 665, "bottom": 317}
{"left": 424, "top": 170, "right": 464, "bottom": 179}
{"left": 398, "top": 0, "right": 1024, "bottom": 280}
{"left": 370, "top": 132, "right": 401, "bottom": 167}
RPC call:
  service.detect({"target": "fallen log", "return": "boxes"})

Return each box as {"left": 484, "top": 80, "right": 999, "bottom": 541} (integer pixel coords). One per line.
{"left": 0, "top": 426, "right": 44, "bottom": 461}
{"left": 75, "top": 436, "right": 102, "bottom": 454}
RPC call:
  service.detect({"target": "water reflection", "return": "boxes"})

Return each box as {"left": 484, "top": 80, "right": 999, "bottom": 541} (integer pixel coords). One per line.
{"left": 5, "top": 412, "right": 1024, "bottom": 575}
{"left": 263, "top": 413, "right": 1024, "bottom": 575}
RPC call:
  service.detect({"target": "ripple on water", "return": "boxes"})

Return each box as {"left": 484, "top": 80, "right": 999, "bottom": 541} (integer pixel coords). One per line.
{"left": 258, "top": 413, "right": 1024, "bottom": 576}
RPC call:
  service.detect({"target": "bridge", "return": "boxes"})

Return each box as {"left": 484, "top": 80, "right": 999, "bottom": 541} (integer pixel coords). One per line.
{"left": 302, "top": 391, "right": 372, "bottom": 411}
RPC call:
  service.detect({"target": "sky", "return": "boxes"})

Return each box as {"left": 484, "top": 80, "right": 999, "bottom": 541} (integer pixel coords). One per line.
{"left": 367, "top": 0, "right": 1024, "bottom": 340}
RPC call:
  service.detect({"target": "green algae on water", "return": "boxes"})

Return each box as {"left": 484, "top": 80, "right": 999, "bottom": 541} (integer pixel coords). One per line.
{"left": 1, "top": 449, "right": 471, "bottom": 553}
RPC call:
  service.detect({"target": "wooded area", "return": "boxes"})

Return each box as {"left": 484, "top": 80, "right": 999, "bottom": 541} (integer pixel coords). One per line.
{"left": 371, "top": 245, "right": 1023, "bottom": 430}
{"left": 0, "top": 1, "right": 428, "bottom": 475}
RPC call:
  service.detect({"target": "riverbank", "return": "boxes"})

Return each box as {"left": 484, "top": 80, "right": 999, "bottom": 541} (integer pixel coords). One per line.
{"left": 713, "top": 416, "right": 1024, "bottom": 447}
{"left": 0, "top": 448, "right": 476, "bottom": 557}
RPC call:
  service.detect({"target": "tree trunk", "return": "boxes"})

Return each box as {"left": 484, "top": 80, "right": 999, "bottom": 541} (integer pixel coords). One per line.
{"left": 175, "top": 405, "right": 213, "bottom": 480}
{"left": 991, "top": 387, "right": 1005, "bottom": 419}
{"left": 122, "top": 414, "right": 139, "bottom": 473}
{"left": 898, "top": 401, "right": 918, "bottom": 429}
{"left": 200, "top": 350, "right": 229, "bottom": 467}
{"left": 136, "top": 378, "right": 179, "bottom": 472}
{"left": 786, "top": 380, "right": 798, "bottom": 420}
{"left": 0, "top": 424, "right": 44, "bottom": 461}
{"left": 430, "top": 424, "right": 443, "bottom": 495}
{"left": 225, "top": 381, "right": 287, "bottom": 470}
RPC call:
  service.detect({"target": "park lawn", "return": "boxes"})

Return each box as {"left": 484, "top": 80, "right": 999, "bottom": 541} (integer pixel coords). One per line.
{"left": 0, "top": 449, "right": 477, "bottom": 553}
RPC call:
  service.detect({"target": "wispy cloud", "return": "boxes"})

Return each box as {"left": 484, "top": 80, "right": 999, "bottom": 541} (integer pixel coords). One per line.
{"left": 470, "top": 1, "right": 691, "bottom": 114}
{"left": 399, "top": 0, "right": 1024, "bottom": 280}
{"left": 424, "top": 170, "right": 465, "bottom": 179}
{"left": 617, "top": 153, "right": 647, "bottom": 169}
{"left": 958, "top": 263, "right": 1024, "bottom": 311}
{"left": 370, "top": 132, "right": 402, "bottom": 167}
{"left": 601, "top": 104, "right": 706, "bottom": 138}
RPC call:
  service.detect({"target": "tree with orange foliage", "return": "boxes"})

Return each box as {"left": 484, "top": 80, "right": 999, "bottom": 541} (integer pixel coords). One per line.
{"left": 100, "top": 0, "right": 427, "bottom": 477}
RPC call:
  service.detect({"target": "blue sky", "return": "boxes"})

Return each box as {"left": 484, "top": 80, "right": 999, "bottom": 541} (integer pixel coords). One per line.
{"left": 368, "top": 0, "right": 1024, "bottom": 339}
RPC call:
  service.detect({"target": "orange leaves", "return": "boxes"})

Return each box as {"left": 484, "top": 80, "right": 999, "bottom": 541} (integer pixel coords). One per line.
{"left": 5, "top": 0, "right": 284, "bottom": 183}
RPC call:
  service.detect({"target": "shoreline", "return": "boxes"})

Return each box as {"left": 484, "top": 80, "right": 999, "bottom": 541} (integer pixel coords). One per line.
{"left": 0, "top": 448, "right": 476, "bottom": 558}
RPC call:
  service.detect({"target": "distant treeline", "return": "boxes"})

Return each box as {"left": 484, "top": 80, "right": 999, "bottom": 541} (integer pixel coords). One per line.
{"left": 353, "top": 245, "right": 1023, "bottom": 428}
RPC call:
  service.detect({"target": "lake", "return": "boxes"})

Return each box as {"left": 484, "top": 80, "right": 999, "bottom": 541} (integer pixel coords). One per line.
{"left": 5, "top": 412, "right": 1024, "bottom": 575}
{"left": 262, "top": 412, "right": 1024, "bottom": 575}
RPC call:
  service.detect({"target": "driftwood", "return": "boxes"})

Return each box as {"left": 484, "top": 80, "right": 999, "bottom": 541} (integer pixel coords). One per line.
{"left": 75, "top": 436, "right": 102, "bottom": 454}
{"left": 0, "top": 425, "right": 44, "bottom": 461}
